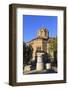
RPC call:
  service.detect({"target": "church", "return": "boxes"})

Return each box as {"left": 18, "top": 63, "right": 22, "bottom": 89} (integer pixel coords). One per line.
{"left": 24, "top": 27, "right": 57, "bottom": 74}
{"left": 27, "top": 27, "right": 55, "bottom": 61}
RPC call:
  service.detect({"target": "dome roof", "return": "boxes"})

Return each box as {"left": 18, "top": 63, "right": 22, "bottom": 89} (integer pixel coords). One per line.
{"left": 37, "top": 27, "right": 49, "bottom": 39}
{"left": 39, "top": 27, "right": 48, "bottom": 32}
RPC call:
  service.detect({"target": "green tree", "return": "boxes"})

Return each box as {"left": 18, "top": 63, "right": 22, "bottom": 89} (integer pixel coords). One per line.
{"left": 23, "top": 42, "right": 33, "bottom": 67}
{"left": 48, "top": 38, "right": 57, "bottom": 66}
{"left": 49, "top": 38, "right": 57, "bottom": 52}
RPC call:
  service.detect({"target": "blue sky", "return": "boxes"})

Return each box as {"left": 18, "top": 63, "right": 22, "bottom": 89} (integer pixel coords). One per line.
{"left": 23, "top": 15, "right": 57, "bottom": 42}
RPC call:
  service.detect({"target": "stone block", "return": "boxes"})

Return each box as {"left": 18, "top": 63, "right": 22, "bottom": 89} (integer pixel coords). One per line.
{"left": 24, "top": 65, "right": 31, "bottom": 72}
{"left": 46, "top": 63, "right": 51, "bottom": 69}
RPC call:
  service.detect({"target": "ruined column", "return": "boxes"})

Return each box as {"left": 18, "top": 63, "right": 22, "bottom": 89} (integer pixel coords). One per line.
{"left": 36, "top": 52, "right": 44, "bottom": 71}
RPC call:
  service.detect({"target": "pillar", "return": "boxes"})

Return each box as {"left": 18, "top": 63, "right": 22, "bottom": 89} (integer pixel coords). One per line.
{"left": 36, "top": 52, "right": 44, "bottom": 71}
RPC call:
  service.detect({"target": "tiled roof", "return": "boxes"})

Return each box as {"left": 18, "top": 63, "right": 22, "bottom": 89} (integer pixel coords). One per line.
{"left": 27, "top": 37, "right": 48, "bottom": 43}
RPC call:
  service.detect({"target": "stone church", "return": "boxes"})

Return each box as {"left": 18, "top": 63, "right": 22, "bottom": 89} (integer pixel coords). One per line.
{"left": 27, "top": 27, "right": 55, "bottom": 61}
{"left": 24, "top": 27, "right": 57, "bottom": 74}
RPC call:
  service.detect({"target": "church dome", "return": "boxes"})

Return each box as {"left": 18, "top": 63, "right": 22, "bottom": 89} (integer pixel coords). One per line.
{"left": 37, "top": 27, "right": 49, "bottom": 39}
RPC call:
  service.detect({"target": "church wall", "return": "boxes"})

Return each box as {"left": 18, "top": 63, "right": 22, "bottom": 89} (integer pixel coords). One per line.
{"left": 28, "top": 39, "right": 43, "bottom": 60}
{"left": 28, "top": 39, "right": 49, "bottom": 61}
{"left": 42, "top": 40, "right": 47, "bottom": 52}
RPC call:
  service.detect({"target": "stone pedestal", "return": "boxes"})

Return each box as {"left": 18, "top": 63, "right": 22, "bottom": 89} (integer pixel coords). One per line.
{"left": 36, "top": 52, "right": 44, "bottom": 71}
{"left": 46, "top": 63, "right": 51, "bottom": 69}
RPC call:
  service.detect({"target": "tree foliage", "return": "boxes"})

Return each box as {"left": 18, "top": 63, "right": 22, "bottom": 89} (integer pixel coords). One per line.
{"left": 49, "top": 38, "right": 57, "bottom": 52}
{"left": 48, "top": 38, "right": 57, "bottom": 66}
{"left": 23, "top": 42, "right": 33, "bottom": 66}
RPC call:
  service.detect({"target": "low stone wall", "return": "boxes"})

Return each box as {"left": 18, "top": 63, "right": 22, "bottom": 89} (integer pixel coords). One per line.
{"left": 24, "top": 65, "right": 31, "bottom": 72}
